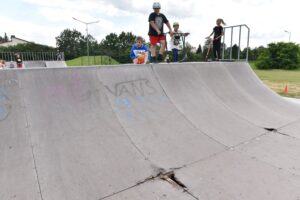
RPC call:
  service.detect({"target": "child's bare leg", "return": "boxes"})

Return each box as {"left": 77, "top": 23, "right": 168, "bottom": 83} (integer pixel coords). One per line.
{"left": 159, "top": 40, "right": 166, "bottom": 55}
{"left": 151, "top": 44, "right": 156, "bottom": 57}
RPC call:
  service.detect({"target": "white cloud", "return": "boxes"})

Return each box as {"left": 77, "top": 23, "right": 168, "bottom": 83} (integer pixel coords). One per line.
{"left": 2, "top": 0, "right": 299, "bottom": 48}
{"left": 0, "top": 15, "right": 63, "bottom": 47}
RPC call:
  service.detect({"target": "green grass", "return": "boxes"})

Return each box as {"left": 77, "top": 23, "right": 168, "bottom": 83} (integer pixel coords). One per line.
{"left": 250, "top": 61, "right": 300, "bottom": 98}
{"left": 66, "top": 56, "right": 119, "bottom": 66}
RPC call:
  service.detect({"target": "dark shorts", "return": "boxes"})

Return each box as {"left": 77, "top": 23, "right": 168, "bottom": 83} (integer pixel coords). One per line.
{"left": 149, "top": 35, "right": 166, "bottom": 45}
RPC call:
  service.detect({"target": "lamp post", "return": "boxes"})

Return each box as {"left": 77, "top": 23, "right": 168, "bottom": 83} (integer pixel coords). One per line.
{"left": 284, "top": 30, "right": 291, "bottom": 42}
{"left": 72, "top": 17, "right": 99, "bottom": 65}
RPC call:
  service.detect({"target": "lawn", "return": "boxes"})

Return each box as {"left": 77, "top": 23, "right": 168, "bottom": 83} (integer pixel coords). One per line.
{"left": 250, "top": 62, "right": 300, "bottom": 98}
{"left": 66, "top": 56, "right": 119, "bottom": 66}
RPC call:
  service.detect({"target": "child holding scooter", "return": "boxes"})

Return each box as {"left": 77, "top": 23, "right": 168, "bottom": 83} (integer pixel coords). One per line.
{"left": 170, "top": 22, "right": 189, "bottom": 62}
{"left": 206, "top": 18, "right": 226, "bottom": 61}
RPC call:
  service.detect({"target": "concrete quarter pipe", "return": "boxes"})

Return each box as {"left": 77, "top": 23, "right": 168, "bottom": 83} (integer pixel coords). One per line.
{"left": 0, "top": 62, "right": 300, "bottom": 200}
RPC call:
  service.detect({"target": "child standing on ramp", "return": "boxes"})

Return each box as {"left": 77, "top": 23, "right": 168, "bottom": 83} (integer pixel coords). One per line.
{"left": 206, "top": 18, "right": 226, "bottom": 61}
{"left": 15, "top": 53, "right": 23, "bottom": 68}
{"left": 170, "top": 22, "right": 189, "bottom": 62}
{"left": 130, "top": 36, "right": 149, "bottom": 64}
{"left": 148, "top": 2, "right": 173, "bottom": 63}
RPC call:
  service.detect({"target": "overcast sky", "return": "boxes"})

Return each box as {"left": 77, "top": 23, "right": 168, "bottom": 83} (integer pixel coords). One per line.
{"left": 0, "top": 0, "right": 298, "bottom": 49}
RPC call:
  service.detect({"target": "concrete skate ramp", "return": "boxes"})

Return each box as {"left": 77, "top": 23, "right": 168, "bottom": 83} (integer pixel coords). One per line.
{"left": 45, "top": 61, "right": 67, "bottom": 68}
{"left": 153, "top": 64, "right": 265, "bottom": 146}
{"left": 1, "top": 62, "right": 300, "bottom": 200}
{"left": 0, "top": 68, "right": 157, "bottom": 200}
{"left": 98, "top": 65, "right": 225, "bottom": 168}
{"left": 24, "top": 61, "right": 46, "bottom": 68}
{"left": 187, "top": 62, "right": 296, "bottom": 128}
{"left": 225, "top": 62, "right": 300, "bottom": 119}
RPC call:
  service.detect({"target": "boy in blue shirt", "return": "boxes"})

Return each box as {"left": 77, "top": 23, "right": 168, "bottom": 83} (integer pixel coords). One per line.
{"left": 130, "top": 36, "right": 149, "bottom": 64}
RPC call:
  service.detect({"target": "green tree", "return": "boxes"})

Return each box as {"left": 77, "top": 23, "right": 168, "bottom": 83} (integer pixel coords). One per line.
{"left": 4, "top": 33, "right": 8, "bottom": 42}
{"left": 0, "top": 43, "right": 55, "bottom": 52}
{"left": 196, "top": 44, "right": 202, "bottom": 54}
{"left": 0, "top": 33, "right": 9, "bottom": 43}
{"left": 231, "top": 44, "right": 240, "bottom": 59}
{"left": 256, "top": 42, "right": 300, "bottom": 69}
{"left": 0, "top": 43, "right": 56, "bottom": 61}
{"left": 250, "top": 46, "right": 266, "bottom": 60}
{"left": 56, "top": 29, "right": 85, "bottom": 60}
{"left": 98, "top": 32, "right": 136, "bottom": 63}
{"left": 178, "top": 42, "right": 202, "bottom": 62}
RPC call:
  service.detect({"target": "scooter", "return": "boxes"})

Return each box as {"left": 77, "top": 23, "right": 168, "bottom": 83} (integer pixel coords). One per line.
{"left": 164, "top": 32, "right": 171, "bottom": 63}
{"left": 178, "top": 32, "right": 190, "bottom": 62}
{"left": 205, "top": 37, "right": 213, "bottom": 61}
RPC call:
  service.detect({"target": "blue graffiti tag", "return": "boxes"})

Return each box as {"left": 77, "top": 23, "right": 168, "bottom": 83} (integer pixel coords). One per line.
{"left": 114, "top": 98, "right": 132, "bottom": 108}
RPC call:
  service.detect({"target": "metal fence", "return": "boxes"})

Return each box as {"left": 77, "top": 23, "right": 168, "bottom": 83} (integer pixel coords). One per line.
{"left": 222, "top": 24, "right": 250, "bottom": 61}
{"left": 0, "top": 52, "right": 65, "bottom": 61}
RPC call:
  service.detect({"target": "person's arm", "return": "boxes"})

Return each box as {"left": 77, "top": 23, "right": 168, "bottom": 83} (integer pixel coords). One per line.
{"left": 143, "top": 45, "right": 149, "bottom": 64}
{"left": 150, "top": 21, "right": 161, "bottom": 35}
{"left": 144, "top": 51, "right": 149, "bottom": 64}
{"left": 165, "top": 21, "right": 173, "bottom": 36}
{"left": 214, "top": 35, "right": 222, "bottom": 40}
{"left": 163, "top": 14, "right": 173, "bottom": 36}
{"left": 130, "top": 46, "right": 136, "bottom": 60}
{"left": 206, "top": 31, "right": 214, "bottom": 39}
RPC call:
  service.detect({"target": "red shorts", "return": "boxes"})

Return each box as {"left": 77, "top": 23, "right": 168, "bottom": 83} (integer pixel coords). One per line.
{"left": 17, "top": 63, "right": 23, "bottom": 68}
{"left": 149, "top": 35, "right": 166, "bottom": 45}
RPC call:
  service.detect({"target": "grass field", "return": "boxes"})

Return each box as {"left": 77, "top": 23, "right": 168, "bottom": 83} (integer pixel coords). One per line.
{"left": 250, "top": 62, "right": 300, "bottom": 98}
{"left": 66, "top": 56, "right": 119, "bottom": 66}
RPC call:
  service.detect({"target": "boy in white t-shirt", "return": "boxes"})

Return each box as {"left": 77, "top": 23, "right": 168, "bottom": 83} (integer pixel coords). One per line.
{"left": 170, "top": 22, "right": 189, "bottom": 62}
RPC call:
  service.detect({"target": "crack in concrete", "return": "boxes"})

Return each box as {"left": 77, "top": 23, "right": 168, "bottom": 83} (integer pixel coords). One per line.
{"left": 21, "top": 89, "right": 44, "bottom": 200}
{"left": 99, "top": 169, "right": 199, "bottom": 200}
{"left": 276, "top": 131, "right": 299, "bottom": 140}
{"left": 160, "top": 171, "right": 199, "bottom": 200}
{"left": 264, "top": 127, "right": 278, "bottom": 132}
{"left": 99, "top": 169, "right": 166, "bottom": 200}
{"left": 263, "top": 127, "right": 300, "bottom": 140}
{"left": 160, "top": 171, "right": 187, "bottom": 190}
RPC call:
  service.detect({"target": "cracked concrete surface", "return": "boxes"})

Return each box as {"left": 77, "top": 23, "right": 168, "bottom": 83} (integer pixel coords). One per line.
{"left": 0, "top": 62, "right": 300, "bottom": 200}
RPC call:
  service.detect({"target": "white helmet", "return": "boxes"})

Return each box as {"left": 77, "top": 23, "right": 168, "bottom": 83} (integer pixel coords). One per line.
{"left": 153, "top": 2, "right": 161, "bottom": 9}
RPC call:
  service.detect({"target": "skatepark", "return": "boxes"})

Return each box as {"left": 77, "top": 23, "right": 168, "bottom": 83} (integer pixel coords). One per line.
{"left": 1, "top": 62, "right": 300, "bottom": 200}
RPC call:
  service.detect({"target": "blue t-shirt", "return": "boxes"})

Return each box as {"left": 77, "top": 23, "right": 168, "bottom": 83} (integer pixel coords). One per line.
{"left": 130, "top": 44, "right": 149, "bottom": 60}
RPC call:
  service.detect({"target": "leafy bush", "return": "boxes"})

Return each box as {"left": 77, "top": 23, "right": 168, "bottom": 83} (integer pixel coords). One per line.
{"left": 256, "top": 42, "right": 300, "bottom": 70}
{"left": 0, "top": 43, "right": 55, "bottom": 52}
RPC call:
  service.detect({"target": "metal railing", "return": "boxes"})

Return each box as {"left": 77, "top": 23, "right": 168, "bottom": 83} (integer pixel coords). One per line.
{"left": 0, "top": 52, "right": 65, "bottom": 61}
{"left": 222, "top": 24, "right": 250, "bottom": 61}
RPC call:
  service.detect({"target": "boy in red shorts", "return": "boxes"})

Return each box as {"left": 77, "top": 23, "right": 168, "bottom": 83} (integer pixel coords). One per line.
{"left": 148, "top": 2, "right": 173, "bottom": 62}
